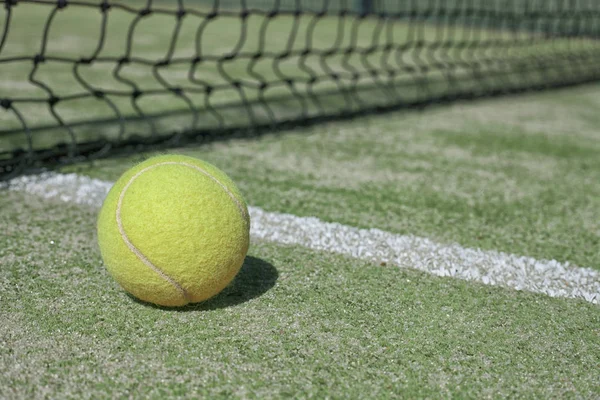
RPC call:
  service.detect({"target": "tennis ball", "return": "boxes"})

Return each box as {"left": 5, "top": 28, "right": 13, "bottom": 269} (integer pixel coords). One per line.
{"left": 97, "top": 154, "right": 250, "bottom": 307}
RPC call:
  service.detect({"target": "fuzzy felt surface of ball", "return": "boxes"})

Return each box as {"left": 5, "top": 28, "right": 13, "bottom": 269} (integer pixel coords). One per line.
{"left": 97, "top": 154, "right": 250, "bottom": 307}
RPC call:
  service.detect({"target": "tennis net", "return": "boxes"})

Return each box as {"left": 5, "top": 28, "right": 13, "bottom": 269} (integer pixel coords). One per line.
{"left": 1, "top": 0, "right": 600, "bottom": 179}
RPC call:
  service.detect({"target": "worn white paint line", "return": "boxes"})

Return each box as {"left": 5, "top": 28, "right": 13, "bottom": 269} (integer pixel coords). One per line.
{"left": 5, "top": 172, "right": 600, "bottom": 305}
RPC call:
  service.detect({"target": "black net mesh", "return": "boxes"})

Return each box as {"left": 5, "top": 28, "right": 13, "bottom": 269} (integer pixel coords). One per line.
{"left": 1, "top": 0, "right": 600, "bottom": 179}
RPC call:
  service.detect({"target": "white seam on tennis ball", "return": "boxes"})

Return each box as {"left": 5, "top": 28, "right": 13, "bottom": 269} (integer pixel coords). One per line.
{"left": 117, "top": 164, "right": 189, "bottom": 303}
{"left": 116, "top": 161, "right": 248, "bottom": 304}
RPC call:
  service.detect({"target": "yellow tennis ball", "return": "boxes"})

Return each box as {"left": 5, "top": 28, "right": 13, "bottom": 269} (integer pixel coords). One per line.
{"left": 97, "top": 154, "right": 250, "bottom": 307}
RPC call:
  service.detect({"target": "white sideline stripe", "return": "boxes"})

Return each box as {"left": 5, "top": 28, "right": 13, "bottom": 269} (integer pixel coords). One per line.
{"left": 5, "top": 172, "right": 600, "bottom": 305}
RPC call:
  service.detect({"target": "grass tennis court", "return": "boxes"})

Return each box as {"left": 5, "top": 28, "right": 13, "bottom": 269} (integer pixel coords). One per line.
{"left": 1, "top": 1, "right": 599, "bottom": 398}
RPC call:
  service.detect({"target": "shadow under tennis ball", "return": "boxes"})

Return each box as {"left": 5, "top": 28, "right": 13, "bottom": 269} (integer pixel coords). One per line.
{"left": 129, "top": 256, "right": 279, "bottom": 311}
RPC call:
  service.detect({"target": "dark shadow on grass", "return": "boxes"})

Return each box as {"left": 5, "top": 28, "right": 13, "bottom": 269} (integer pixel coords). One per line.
{"left": 128, "top": 256, "right": 278, "bottom": 311}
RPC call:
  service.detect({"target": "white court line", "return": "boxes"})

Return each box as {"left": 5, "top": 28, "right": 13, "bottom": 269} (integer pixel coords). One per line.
{"left": 5, "top": 172, "right": 599, "bottom": 305}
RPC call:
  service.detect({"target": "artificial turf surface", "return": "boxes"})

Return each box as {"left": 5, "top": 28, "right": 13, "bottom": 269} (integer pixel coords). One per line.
{"left": 2, "top": 83, "right": 599, "bottom": 398}
{"left": 1, "top": 190, "right": 599, "bottom": 399}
